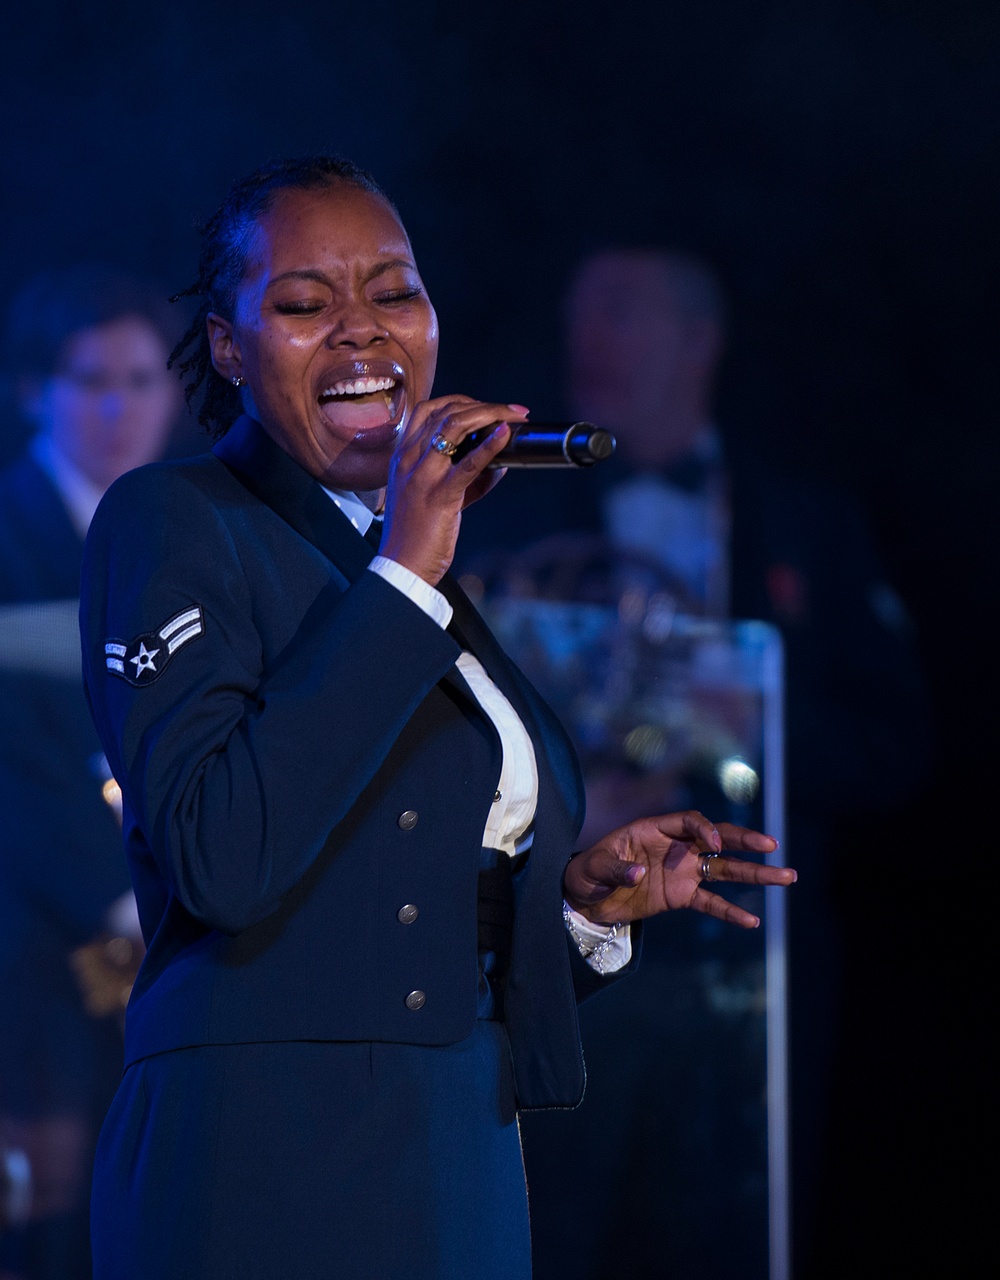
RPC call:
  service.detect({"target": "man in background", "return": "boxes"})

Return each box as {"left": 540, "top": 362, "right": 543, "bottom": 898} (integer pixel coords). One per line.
{"left": 459, "top": 248, "right": 929, "bottom": 1277}
{"left": 0, "top": 265, "right": 179, "bottom": 1280}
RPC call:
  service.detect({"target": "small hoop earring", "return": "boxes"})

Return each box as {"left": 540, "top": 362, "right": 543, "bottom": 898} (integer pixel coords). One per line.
{"left": 232, "top": 375, "right": 245, "bottom": 388}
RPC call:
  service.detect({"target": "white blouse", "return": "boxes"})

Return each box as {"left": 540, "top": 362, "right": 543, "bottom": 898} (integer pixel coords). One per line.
{"left": 326, "top": 489, "right": 631, "bottom": 974}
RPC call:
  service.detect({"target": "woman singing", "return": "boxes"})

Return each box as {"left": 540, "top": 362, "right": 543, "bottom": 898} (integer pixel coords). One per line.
{"left": 80, "top": 156, "right": 795, "bottom": 1279}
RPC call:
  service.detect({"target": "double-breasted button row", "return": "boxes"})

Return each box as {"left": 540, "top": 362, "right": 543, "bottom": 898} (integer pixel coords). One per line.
{"left": 396, "top": 810, "right": 423, "bottom": 1010}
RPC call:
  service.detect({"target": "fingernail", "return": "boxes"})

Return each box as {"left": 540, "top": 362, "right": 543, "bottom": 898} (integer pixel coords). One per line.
{"left": 627, "top": 865, "right": 644, "bottom": 884}
{"left": 493, "top": 421, "right": 510, "bottom": 437}
{"left": 712, "top": 829, "right": 722, "bottom": 852}
{"left": 507, "top": 403, "right": 530, "bottom": 415}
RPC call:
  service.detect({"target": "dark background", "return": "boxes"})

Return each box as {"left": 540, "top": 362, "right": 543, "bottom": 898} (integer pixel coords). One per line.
{"left": 2, "top": 1, "right": 995, "bottom": 1272}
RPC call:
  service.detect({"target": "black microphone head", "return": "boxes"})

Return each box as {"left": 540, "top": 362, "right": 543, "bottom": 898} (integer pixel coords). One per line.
{"left": 566, "top": 422, "right": 616, "bottom": 465}
{"left": 586, "top": 428, "right": 615, "bottom": 461}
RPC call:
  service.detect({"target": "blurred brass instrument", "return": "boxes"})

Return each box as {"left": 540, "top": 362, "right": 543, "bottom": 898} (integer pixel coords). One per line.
{"left": 69, "top": 933, "right": 140, "bottom": 1020}
{"left": 69, "top": 772, "right": 142, "bottom": 1021}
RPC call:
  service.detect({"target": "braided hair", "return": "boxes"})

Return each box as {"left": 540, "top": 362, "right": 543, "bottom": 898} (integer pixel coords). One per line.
{"left": 169, "top": 156, "right": 391, "bottom": 438}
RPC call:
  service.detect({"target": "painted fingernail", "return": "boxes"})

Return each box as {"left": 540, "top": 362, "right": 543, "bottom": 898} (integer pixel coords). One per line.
{"left": 627, "top": 865, "right": 644, "bottom": 884}
{"left": 507, "top": 403, "right": 530, "bottom": 415}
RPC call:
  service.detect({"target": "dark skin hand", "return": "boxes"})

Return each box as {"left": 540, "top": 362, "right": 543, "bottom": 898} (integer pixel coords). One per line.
{"left": 563, "top": 810, "right": 796, "bottom": 929}
{"left": 380, "top": 394, "right": 528, "bottom": 586}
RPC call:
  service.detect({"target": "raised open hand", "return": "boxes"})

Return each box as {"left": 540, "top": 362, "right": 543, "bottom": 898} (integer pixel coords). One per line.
{"left": 563, "top": 810, "right": 796, "bottom": 929}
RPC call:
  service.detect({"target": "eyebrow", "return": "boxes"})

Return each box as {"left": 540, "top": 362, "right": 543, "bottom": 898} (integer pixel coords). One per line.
{"left": 266, "top": 260, "right": 417, "bottom": 289}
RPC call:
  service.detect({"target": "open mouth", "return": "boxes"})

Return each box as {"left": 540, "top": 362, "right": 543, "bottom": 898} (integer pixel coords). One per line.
{"left": 317, "top": 364, "right": 406, "bottom": 442}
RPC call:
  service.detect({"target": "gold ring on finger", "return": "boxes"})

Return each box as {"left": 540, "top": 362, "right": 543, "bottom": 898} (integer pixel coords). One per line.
{"left": 430, "top": 432, "right": 458, "bottom": 457}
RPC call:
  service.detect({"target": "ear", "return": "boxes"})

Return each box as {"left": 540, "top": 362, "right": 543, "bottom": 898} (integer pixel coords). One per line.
{"left": 206, "top": 312, "right": 242, "bottom": 383}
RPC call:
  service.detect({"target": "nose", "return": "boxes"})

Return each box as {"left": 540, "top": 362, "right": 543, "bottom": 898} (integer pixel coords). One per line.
{"left": 325, "top": 295, "right": 388, "bottom": 349}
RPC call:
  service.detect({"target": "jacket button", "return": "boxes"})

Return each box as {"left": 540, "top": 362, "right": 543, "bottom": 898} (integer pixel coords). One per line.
{"left": 493, "top": 790, "right": 502, "bottom": 802}
{"left": 405, "top": 990, "right": 426, "bottom": 1011}
{"left": 397, "top": 904, "right": 419, "bottom": 925}
{"left": 397, "top": 810, "right": 419, "bottom": 831}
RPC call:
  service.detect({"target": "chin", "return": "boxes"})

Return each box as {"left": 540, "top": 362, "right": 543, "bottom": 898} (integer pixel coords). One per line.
{"left": 321, "top": 446, "right": 394, "bottom": 493}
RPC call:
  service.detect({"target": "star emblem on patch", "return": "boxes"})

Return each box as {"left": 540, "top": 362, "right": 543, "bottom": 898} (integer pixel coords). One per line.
{"left": 130, "top": 641, "right": 160, "bottom": 675}
{"left": 105, "top": 605, "right": 204, "bottom": 687}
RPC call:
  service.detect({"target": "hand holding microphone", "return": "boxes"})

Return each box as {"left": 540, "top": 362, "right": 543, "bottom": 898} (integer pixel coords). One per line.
{"left": 381, "top": 397, "right": 614, "bottom": 588}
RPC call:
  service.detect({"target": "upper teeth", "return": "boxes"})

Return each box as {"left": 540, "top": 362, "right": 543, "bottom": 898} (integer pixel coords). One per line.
{"left": 321, "top": 377, "right": 397, "bottom": 397}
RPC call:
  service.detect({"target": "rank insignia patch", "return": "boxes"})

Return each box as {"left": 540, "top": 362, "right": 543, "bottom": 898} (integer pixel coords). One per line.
{"left": 105, "top": 606, "right": 204, "bottom": 686}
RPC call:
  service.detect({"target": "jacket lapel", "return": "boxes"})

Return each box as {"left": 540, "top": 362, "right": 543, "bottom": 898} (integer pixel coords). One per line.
{"left": 213, "top": 416, "right": 373, "bottom": 584}
{"left": 214, "top": 418, "right": 488, "bottom": 713}
{"left": 438, "top": 571, "right": 542, "bottom": 733}
{"left": 439, "top": 570, "right": 584, "bottom": 834}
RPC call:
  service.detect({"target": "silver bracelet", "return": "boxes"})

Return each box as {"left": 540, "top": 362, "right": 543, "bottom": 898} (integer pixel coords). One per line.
{"left": 562, "top": 901, "right": 622, "bottom": 976}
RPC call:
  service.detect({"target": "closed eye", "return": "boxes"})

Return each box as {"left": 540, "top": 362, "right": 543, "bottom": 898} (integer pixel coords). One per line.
{"left": 374, "top": 288, "right": 423, "bottom": 305}
{"left": 273, "top": 301, "right": 326, "bottom": 315}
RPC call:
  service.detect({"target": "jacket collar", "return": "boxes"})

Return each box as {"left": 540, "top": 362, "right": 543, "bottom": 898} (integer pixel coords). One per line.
{"left": 211, "top": 418, "right": 581, "bottom": 888}
{"left": 213, "top": 416, "right": 374, "bottom": 583}
{"left": 212, "top": 417, "right": 534, "bottom": 723}
{"left": 214, "top": 417, "right": 507, "bottom": 665}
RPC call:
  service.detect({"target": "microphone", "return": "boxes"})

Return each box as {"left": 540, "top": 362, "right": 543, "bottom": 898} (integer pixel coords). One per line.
{"left": 452, "top": 421, "right": 615, "bottom": 469}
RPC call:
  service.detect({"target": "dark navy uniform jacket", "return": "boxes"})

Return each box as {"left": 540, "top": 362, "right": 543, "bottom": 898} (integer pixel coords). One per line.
{"left": 0, "top": 452, "right": 130, "bottom": 1115}
{"left": 80, "top": 416, "right": 624, "bottom": 1111}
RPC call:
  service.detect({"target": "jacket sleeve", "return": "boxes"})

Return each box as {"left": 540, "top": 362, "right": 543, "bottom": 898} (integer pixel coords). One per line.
{"left": 80, "top": 465, "right": 461, "bottom": 936}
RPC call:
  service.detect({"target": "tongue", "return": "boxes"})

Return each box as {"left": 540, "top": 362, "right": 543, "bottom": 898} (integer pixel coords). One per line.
{"left": 318, "top": 394, "right": 393, "bottom": 431}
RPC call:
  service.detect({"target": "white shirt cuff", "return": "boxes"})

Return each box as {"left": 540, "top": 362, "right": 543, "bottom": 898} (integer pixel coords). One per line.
{"left": 564, "top": 903, "right": 632, "bottom": 973}
{"left": 368, "top": 557, "right": 453, "bottom": 629}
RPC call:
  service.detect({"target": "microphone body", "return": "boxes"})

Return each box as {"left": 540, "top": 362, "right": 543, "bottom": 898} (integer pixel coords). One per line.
{"left": 453, "top": 422, "right": 616, "bottom": 468}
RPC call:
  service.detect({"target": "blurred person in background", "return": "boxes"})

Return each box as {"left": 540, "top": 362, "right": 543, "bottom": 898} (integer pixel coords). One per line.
{"left": 562, "top": 248, "right": 929, "bottom": 808}
{"left": 459, "top": 248, "right": 930, "bottom": 1277}
{"left": 0, "top": 265, "right": 180, "bottom": 1280}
